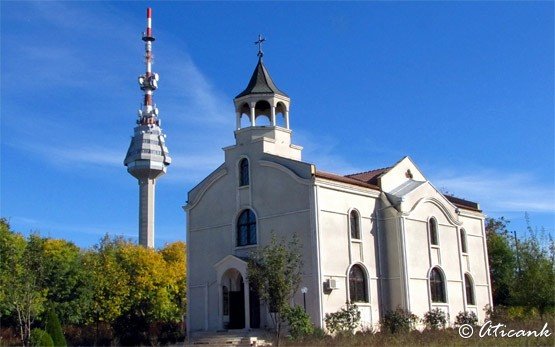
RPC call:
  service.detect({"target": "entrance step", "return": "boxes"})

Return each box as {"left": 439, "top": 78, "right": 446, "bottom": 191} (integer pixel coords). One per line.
{"left": 188, "top": 330, "right": 272, "bottom": 346}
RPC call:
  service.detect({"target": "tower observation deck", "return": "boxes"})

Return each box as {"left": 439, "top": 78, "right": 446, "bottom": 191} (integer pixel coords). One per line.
{"left": 124, "top": 8, "right": 171, "bottom": 248}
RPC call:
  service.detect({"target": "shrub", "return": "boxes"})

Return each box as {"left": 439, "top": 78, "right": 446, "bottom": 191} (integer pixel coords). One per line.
{"left": 62, "top": 323, "right": 114, "bottom": 346}
{"left": 30, "top": 328, "right": 54, "bottom": 347}
{"left": 309, "top": 327, "right": 328, "bottom": 340}
{"left": 356, "top": 325, "right": 375, "bottom": 336}
{"left": 508, "top": 306, "right": 540, "bottom": 320}
{"left": 112, "top": 312, "right": 148, "bottom": 346}
{"left": 45, "top": 309, "right": 67, "bottom": 347}
{"left": 284, "top": 305, "right": 314, "bottom": 340}
{"left": 485, "top": 304, "right": 510, "bottom": 323}
{"left": 148, "top": 321, "right": 186, "bottom": 345}
{"left": 1, "top": 327, "right": 21, "bottom": 346}
{"left": 423, "top": 308, "right": 448, "bottom": 330}
{"left": 454, "top": 311, "right": 478, "bottom": 327}
{"left": 381, "top": 307, "right": 418, "bottom": 334}
{"left": 324, "top": 302, "right": 361, "bottom": 335}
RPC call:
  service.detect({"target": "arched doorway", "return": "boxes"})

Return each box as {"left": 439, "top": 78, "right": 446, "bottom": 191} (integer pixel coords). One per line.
{"left": 222, "top": 269, "right": 245, "bottom": 329}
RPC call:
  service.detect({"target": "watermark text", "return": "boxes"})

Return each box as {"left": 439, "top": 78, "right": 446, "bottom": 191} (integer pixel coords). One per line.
{"left": 458, "top": 321, "right": 552, "bottom": 339}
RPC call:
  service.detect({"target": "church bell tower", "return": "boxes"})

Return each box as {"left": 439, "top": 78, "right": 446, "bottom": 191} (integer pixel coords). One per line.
{"left": 232, "top": 35, "right": 302, "bottom": 160}
{"left": 124, "top": 8, "right": 171, "bottom": 248}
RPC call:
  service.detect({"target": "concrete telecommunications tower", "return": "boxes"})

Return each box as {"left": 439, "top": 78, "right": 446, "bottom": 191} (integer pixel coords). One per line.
{"left": 124, "top": 8, "right": 171, "bottom": 248}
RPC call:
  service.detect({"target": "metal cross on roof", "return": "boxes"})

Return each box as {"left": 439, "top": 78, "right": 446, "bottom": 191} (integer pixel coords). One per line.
{"left": 255, "top": 34, "right": 266, "bottom": 58}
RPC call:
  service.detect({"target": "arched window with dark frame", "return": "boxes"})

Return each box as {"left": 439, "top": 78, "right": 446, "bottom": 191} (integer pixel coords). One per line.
{"left": 239, "top": 158, "right": 249, "bottom": 186}
{"left": 350, "top": 210, "right": 360, "bottom": 239}
{"left": 429, "top": 218, "right": 439, "bottom": 246}
{"left": 464, "top": 273, "right": 475, "bottom": 305}
{"left": 429, "top": 267, "right": 446, "bottom": 303}
{"left": 349, "top": 264, "right": 368, "bottom": 303}
{"left": 460, "top": 229, "right": 468, "bottom": 253}
{"left": 237, "top": 209, "right": 256, "bottom": 246}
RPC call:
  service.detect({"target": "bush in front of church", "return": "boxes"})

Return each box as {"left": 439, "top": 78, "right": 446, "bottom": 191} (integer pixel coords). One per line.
{"left": 324, "top": 302, "right": 361, "bottom": 335}
{"left": 380, "top": 307, "right": 418, "bottom": 334}
{"left": 454, "top": 311, "right": 478, "bottom": 327}
{"left": 422, "top": 308, "right": 448, "bottom": 330}
{"left": 284, "top": 305, "right": 314, "bottom": 340}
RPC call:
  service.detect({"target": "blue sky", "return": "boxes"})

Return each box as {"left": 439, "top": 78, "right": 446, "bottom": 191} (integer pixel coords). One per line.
{"left": 1, "top": 1, "right": 553, "bottom": 248}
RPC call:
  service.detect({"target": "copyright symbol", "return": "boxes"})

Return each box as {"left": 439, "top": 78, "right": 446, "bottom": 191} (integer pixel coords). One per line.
{"left": 458, "top": 324, "right": 474, "bottom": 338}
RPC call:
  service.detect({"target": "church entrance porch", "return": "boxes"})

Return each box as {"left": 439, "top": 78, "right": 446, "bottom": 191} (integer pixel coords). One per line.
{"left": 214, "top": 255, "right": 261, "bottom": 331}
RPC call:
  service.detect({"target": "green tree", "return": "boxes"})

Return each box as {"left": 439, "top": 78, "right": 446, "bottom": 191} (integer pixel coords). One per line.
{"left": 486, "top": 215, "right": 555, "bottom": 314}
{"left": 82, "top": 235, "right": 131, "bottom": 345}
{"left": 247, "top": 234, "right": 303, "bottom": 345}
{"left": 0, "top": 218, "right": 20, "bottom": 318}
{"left": 111, "top": 240, "right": 187, "bottom": 345}
{"left": 41, "top": 238, "right": 92, "bottom": 325}
{"left": 45, "top": 309, "right": 66, "bottom": 347}
{"left": 0, "top": 222, "right": 47, "bottom": 346}
{"left": 160, "top": 241, "right": 188, "bottom": 317}
{"left": 510, "top": 217, "right": 555, "bottom": 315}
{"left": 485, "top": 217, "right": 516, "bottom": 306}
{"left": 30, "top": 328, "right": 54, "bottom": 347}
{"left": 1, "top": 224, "right": 188, "bottom": 345}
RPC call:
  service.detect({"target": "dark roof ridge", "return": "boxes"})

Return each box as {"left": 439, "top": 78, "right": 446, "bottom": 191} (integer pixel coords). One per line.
{"left": 445, "top": 195, "right": 481, "bottom": 212}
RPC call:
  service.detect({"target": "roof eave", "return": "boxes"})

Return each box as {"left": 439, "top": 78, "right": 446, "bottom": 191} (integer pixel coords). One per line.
{"left": 314, "top": 170, "right": 381, "bottom": 191}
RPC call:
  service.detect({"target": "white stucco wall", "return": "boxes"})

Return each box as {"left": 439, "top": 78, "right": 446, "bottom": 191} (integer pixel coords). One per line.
{"left": 315, "top": 179, "right": 381, "bottom": 329}
{"left": 396, "top": 183, "right": 491, "bottom": 324}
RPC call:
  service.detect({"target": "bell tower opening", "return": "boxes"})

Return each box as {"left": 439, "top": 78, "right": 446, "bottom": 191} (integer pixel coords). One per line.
{"left": 255, "top": 100, "right": 272, "bottom": 126}
{"left": 275, "top": 101, "right": 288, "bottom": 128}
{"left": 238, "top": 102, "right": 251, "bottom": 128}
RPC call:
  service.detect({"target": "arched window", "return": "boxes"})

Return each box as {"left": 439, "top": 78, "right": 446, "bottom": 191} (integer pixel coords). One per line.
{"left": 429, "top": 218, "right": 439, "bottom": 246}
{"left": 460, "top": 229, "right": 467, "bottom": 253}
{"left": 464, "top": 273, "right": 475, "bottom": 305}
{"left": 237, "top": 209, "right": 256, "bottom": 246}
{"left": 430, "top": 267, "right": 446, "bottom": 303}
{"left": 239, "top": 158, "right": 249, "bottom": 186}
{"left": 350, "top": 210, "right": 360, "bottom": 239}
{"left": 349, "top": 264, "right": 368, "bottom": 302}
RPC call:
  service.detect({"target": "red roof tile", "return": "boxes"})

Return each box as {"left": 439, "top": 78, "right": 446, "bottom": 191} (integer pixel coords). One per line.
{"left": 314, "top": 171, "right": 380, "bottom": 190}
{"left": 345, "top": 167, "right": 390, "bottom": 185}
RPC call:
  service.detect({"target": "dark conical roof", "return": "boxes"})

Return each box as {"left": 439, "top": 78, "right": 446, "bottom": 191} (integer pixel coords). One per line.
{"left": 235, "top": 58, "right": 288, "bottom": 98}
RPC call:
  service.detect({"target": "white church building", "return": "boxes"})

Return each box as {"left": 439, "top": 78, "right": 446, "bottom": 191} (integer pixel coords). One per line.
{"left": 185, "top": 54, "right": 493, "bottom": 332}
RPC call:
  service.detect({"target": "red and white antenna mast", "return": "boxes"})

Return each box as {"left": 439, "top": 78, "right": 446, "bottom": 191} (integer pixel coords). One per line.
{"left": 138, "top": 7, "right": 159, "bottom": 125}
